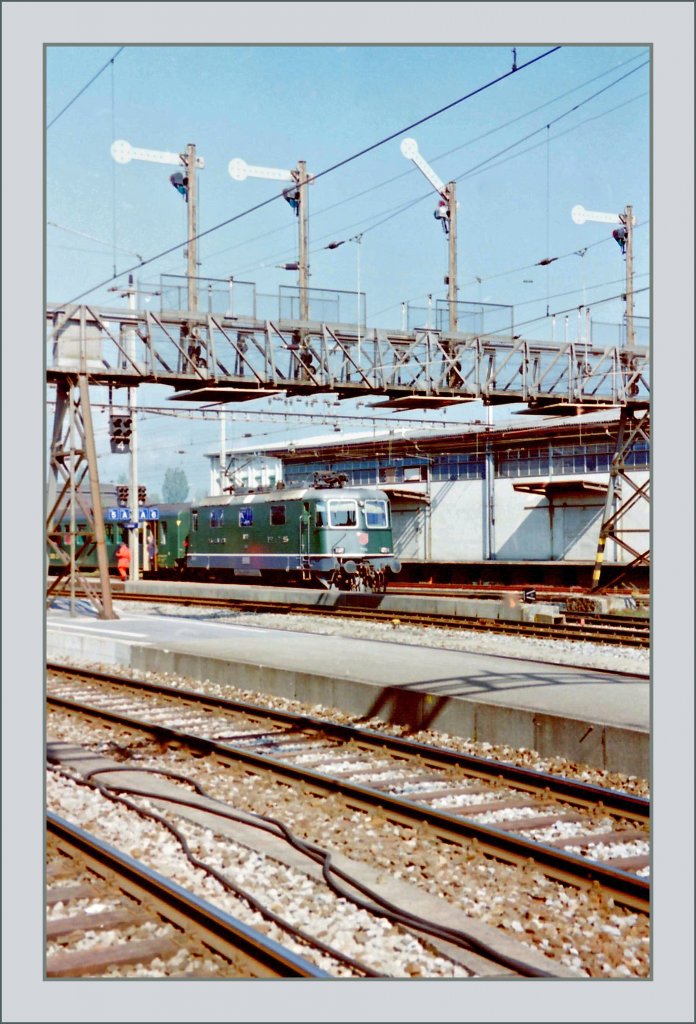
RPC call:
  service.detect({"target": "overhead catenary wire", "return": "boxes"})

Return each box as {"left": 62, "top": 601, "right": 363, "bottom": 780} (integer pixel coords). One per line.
{"left": 53, "top": 46, "right": 562, "bottom": 309}
{"left": 196, "top": 84, "right": 648, "bottom": 286}
{"left": 200, "top": 49, "right": 649, "bottom": 266}
{"left": 47, "top": 46, "right": 125, "bottom": 129}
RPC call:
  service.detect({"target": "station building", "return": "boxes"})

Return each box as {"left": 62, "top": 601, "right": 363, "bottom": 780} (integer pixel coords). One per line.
{"left": 206, "top": 410, "right": 649, "bottom": 568}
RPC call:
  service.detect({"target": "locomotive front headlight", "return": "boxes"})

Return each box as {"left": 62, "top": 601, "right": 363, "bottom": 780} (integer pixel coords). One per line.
{"left": 380, "top": 547, "right": 389, "bottom": 553}
{"left": 333, "top": 546, "right": 345, "bottom": 554}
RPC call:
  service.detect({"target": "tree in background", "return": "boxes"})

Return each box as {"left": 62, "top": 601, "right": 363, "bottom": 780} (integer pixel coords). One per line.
{"left": 162, "top": 467, "right": 190, "bottom": 503}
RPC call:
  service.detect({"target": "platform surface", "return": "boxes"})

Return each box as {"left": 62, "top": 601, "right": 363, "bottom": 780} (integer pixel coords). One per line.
{"left": 46, "top": 601, "right": 650, "bottom": 776}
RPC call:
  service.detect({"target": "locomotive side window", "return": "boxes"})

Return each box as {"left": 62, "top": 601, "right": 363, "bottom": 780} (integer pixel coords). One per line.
{"left": 210, "top": 509, "right": 224, "bottom": 528}
{"left": 270, "top": 504, "right": 286, "bottom": 526}
{"left": 191, "top": 511, "right": 198, "bottom": 532}
{"left": 328, "top": 500, "right": 358, "bottom": 528}
{"left": 364, "top": 499, "right": 389, "bottom": 528}
{"left": 239, "top": 506, "right": 253, "bottom": 527}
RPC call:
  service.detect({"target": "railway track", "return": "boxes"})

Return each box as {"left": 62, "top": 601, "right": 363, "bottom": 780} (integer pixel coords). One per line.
{"left": 47, "top": 812, "right": 330, "bottom": 978}
{"left": 106, "top": 586, "right": 650, "bottom": 649}
{"left": 47, "top": 664, "right": 650, "bottom": 915}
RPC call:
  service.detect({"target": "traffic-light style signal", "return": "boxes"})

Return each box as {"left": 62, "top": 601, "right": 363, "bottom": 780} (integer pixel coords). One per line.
{"left": 110, "top": 415, "right": 132, "bottom": 453}
{"left": 116, "top": 484, "right": 130, "bottom": 507}
{"left": 138, "top": 485, "right": 147, "bottom": 506}
{"left": 170, "top": 171, "right": 188, "bottom": 199}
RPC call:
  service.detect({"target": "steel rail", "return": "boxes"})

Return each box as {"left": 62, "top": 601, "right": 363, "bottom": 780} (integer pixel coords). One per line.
{"left": 47, "top": 811, "right": 331, "bottom": 978}
{"left": 47, "top": 688, "right": 651, "bottom": 914}
{"left": 99, "top": 587, "right": 651, "bottom": 649}
{"left": 47, "top": 662, "right": 650, "bottom": 820}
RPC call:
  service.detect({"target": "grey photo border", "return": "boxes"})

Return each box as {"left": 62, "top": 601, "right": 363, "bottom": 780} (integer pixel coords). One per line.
{"left": 2, "top": 2, "right": 693, "bottom": 1022}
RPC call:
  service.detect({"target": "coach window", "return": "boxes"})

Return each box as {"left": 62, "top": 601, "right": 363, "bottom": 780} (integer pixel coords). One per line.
{"left": 270, "top": 504, "right": 286, "bottom": 526}
{"left": 328, "top": 500, "right": 358, "bottom": 528}
{"left": 191, "top": 510, "right": 198, "bottom": 532}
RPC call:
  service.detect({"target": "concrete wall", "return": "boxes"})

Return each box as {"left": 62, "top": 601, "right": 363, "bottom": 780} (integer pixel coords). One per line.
{"left": 390, "top": 471, "right": 649, "bottom": 563}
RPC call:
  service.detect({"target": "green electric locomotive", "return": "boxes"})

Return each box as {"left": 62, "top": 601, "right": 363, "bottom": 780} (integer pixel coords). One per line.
{"left": 48, "top": 478, "right": 401, "bottom": 593}
{"left": 184, "top": 478, "right": 400, "bottom": 591}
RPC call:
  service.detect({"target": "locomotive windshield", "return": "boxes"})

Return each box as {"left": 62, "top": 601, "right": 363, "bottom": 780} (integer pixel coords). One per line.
{"left": 328, "top": 500, "right": 358, "bottom": 528}
{"left": 364, "top": 499, "right": 389, "bottom": 528}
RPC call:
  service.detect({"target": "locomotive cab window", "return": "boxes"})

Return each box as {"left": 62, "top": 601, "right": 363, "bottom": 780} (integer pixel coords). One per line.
{"left": 270, "top": 504, "right": 286, "bottom": 526}
{"left": 364, "top": 499, "right": 389, "bottom": 528}
{"left": 191, "top": 511, "right": 198, "bottom": 532}
{"left": 328, "top": 500, "right": 358, "bottom": 528}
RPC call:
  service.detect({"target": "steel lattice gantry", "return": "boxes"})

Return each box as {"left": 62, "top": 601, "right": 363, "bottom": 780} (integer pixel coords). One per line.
{"left": 45, "top": 304, "right": 651, "bottom": 608}
{"left": 590, "top": 405, "right": 651, "bottom": 592}
{"left": 46, "top": 375, "right": 116, "bottom": 618}
{"left": 46, "top": 303, "right": 649, "bottom": 406}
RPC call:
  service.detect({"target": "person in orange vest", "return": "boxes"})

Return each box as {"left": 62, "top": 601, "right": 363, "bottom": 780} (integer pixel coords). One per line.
{"left": 116, "top": 537, "right": 132, "bottom": 581}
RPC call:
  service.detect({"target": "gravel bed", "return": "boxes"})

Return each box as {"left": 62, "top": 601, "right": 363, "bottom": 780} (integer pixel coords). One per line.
{"left": 47, "top": 766, "right": 471, "bottom": 979}
{"left": 47, "top": 709, "right": 650, "bottom": 978}
{"left": 51, "top": 596, "right": 650, "bottom": 798}
{"left": 46, "top": 605, "right": 650, "bottom": 977}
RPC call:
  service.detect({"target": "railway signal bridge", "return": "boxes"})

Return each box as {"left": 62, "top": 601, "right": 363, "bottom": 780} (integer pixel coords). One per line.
{"left": 46, "top": 301, "right": 650, "bottom": 614}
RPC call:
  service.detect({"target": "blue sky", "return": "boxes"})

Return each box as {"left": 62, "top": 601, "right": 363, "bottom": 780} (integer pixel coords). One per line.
{"left": 46, "top": 42, "right": 651, "bottom": 499}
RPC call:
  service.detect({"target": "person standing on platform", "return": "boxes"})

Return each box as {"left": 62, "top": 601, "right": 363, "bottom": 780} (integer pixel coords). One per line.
{"left": 116, "top": 537, "right": 131, "bottom": 581}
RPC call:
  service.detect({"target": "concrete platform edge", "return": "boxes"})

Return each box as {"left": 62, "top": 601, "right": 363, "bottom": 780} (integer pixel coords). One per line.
{"left": 47, "top": 631, "right": 648, "bottom": 778}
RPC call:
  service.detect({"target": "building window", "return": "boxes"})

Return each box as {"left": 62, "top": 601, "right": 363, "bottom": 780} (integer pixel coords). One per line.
{"left": 432, "top": 453, "right": 484, "bottom": 481}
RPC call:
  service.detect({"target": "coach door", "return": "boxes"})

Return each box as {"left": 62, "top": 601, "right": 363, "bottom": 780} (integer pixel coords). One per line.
{"left": 299, "top": 503, "right": 311, "bottom": 578}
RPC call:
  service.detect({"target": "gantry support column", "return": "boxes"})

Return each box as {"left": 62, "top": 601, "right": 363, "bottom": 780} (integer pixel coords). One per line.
{"left": 591, "top": 405, "right": 650, "bottom": 592}
{"left": 47, "top": 376, "right": 117, "bottom": 619}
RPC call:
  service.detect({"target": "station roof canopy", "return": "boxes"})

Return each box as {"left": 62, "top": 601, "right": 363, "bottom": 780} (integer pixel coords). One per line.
{"left": 378, "top": 484, "right": 431, "bottom": 504}
{"left": 513, "top": 480, "right": 609, "bottom": 497}
{"left": 169, "top": 386, "right": 282, "bottom": 403}
{"left": 368, "top": 395, "right": 477, "bottom": 411}
{"left": 514, "top": 401, "right": 620, "bottom": 417}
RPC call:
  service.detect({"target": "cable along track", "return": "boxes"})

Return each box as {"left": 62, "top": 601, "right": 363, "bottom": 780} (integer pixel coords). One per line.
{"left": 47, "top": 664, "right": 650, "bottom": 914}
{"left": 46, "top": 812, "right": 330, "bottom": 978}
